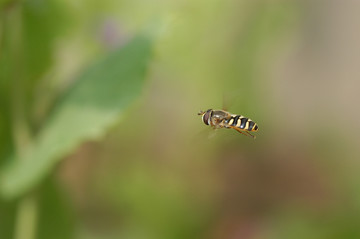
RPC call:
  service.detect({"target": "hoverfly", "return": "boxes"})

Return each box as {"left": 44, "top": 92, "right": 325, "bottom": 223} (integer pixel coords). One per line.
{"left": 198, "top": 109, "right": 259, "bottom": 139}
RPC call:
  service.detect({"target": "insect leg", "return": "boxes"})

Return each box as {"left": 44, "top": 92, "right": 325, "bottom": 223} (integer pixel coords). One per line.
{"left": 244, "top": 131, "right": 256, "bottom": 139}
{"left": 231, "top": 127, "right": 250, "bottom": 137}
{"left": 232, "top": 127, "right": 256, "bottom": 139}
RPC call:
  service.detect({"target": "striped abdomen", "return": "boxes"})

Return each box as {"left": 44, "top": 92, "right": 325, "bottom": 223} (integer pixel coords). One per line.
{"left": 224, "top": 115, "right": 259, "bottom": 132}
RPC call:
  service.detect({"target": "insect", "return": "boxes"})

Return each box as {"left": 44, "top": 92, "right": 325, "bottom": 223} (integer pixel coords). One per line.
{"left": 198, "top": 109, "right": 259, "bottom": 138}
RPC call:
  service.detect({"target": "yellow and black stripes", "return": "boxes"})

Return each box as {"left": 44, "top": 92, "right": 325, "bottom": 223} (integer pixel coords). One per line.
{"left": 198, "top": 109, "right": 259, "bottom": 138}
{"left": 224, "top": 115, "right": 258, "bottom": 132}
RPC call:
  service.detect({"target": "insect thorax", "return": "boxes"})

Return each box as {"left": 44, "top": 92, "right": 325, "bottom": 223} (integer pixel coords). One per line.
{"left": 211, "top": 110, "right": 230, "bottom": 119}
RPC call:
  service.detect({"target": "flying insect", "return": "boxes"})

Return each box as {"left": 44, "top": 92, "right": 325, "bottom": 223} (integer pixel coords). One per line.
{"left": 198, "top": 109, "right": 258, "bottom": 139}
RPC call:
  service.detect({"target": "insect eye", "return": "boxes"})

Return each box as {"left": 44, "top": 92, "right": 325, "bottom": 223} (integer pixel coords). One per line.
{"left": 203, "top": 112, "right": 210, "bottom": 125}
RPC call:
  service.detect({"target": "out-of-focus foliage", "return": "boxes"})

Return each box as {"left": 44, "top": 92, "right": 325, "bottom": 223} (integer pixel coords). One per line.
{"left": 1, "top": 35, "right": 153, "bottom": 198}
{"left": 36, "top": 176, "right": 75, "bottom": 239}
{"left": 1, "top": 0, "right": 360, "bottom": 239}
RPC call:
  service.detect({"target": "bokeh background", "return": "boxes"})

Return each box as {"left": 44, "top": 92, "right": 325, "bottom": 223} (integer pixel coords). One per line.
{"left": 1, "top": 0, "right": 360, "bottom": 239}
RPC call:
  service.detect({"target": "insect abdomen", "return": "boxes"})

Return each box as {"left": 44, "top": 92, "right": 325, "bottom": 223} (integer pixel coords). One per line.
{"left": 225, "top": 115, "right": 258, "bottom": 132}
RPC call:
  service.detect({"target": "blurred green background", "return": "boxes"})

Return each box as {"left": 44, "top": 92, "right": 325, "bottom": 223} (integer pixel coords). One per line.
{"left": 1, "top": 0, "right": 360, "bottom": 239}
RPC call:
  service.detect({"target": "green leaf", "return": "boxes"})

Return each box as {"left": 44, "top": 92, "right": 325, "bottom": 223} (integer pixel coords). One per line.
{"left": 0, "top": 35, "right": 153, "bottom": 199}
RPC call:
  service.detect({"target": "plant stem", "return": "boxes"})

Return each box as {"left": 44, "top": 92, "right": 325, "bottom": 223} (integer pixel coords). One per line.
{"left": 14, "top": 196, "right": 38, "bottom": 239}
{"left": 5, "top": 3, "right": 38, "bottom": 239}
